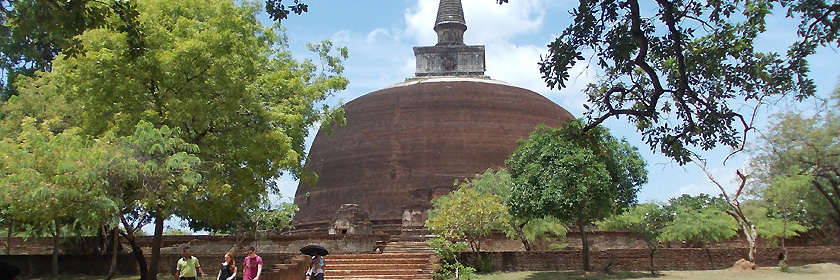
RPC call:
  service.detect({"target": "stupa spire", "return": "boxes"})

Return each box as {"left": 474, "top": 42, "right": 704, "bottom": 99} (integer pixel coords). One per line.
{"left": 434, "top": 0, "right": 467, "bottom": 45}
{"left": 413, "top": 0, "right": 486, "bottom": 77}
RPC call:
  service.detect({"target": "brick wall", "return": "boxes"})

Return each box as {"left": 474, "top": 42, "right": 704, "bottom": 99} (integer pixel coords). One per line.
{"left": 460, "top": 246, "right": 840, "bottom": 272}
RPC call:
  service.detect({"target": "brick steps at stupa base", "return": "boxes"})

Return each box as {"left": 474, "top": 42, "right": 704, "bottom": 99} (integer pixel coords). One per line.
{"left": 321, "top": 243, "right": 435, "bottom": 280}
{"left": 326, "top": 276, "right": 433, "bottom": 280}
{"left": 381, "top": 241, "right": 435, "bottom": 254}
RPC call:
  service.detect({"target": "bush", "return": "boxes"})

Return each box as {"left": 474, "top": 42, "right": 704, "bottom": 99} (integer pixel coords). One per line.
{"left": 434, "top": 262, "right": 477, "bottom": 280}
{"left": 474, "top": 253, "right": 494, "bottom": 273}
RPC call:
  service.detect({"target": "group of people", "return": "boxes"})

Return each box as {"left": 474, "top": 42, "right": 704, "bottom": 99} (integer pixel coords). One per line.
{"left": 175, "top": 246, "right": 325, "bottom": 280}
{"left": 176, "top": 246, "right": 263, "bottom": 280}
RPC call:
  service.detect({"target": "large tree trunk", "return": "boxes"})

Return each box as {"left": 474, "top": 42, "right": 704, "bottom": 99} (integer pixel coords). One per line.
{"left": 106, "top": 227, "right": 119, "bottom": 280}
{"left": 515, "top": 222, "right": 531, "bottom": 251}
{"left": 579, "top": 221, "right": 591, "bottom": 272}
{"left": 149, "top": 211, "right": 165, "bottom": 280}
{"left": 52, "top": 218, "right": 61, "bottom": 277}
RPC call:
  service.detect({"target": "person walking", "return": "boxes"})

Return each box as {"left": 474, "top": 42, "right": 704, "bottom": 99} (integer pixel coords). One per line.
{"left": 175, "top": 247, "right": 206, "bottom": 280}
{"left": 243, "top": 247, "right": 263, "bottom": 280}
{"left": 308, "top": 251, "right": 325, "bottom": 280}
{"left": 217, "top": 252, "right": 237, "bottom": 280}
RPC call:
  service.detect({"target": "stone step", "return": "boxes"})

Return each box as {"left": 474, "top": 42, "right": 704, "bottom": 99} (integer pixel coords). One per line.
{"left": 330, "top": 263, "right": 429, "bottom": 270}
{"left": 328, "top": 253, "right": 432, "bottom": 260}
{"left": 325, "top": 275, "right": 430, "bottom": 280}
{"left": 330, "top": 258, "right": 431, "bottom": 265}
{"left": 329, "top": 269, "right": 425, "bottom": 276}
{"left": 319, "top": 247, "right": 435, "bottom": 280}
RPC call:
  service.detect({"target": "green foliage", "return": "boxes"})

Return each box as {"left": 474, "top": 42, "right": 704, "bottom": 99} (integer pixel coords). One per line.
{"left": 600, "top": 195, "right": 744, "bottom": 248}
{"left": 109, "top": 120, "right": 204, "bottom": 220}
{"left": 547, "top": 243, "right": 568, "bottom": 250}
{"left": 0, "top": 0, "right": 310, "bottom": 100}
{"left": 0, "top": 117, "right": 117, "bottom": 235}
{"left": 521, "top": 216, "right": 568, "bottom": 244}
{"left": 506, "top": 120, "right": 647, "bottom": 271}
{"left": 659, "top": 194, "right": 738, "bottom": 246}
{"left": 506, "top": 121, "right": 648, "bottom": 225}
{"left": 163, "top": 228, "right": 193, "bottom": 236}
{"left": 749, "top": 84, "right": 840, "bottom": 231}
{"left": 230, "top": 201, "right": 298, "bottom": 239}
{"left": 434, "top": 262, "right": 477, "bottom": 280}
{"left": 660, "top": 205, "right": 738, "bottom": 245}
{"left": 426, "top": 186, "right": 510, "bottom": 252}
{"left": 498, "top": 0, "right": 838, "bottom": 164}
{"left": 429, "top": 237, "right": 478, "bottom": 280}
{"left": 598, "top": 203, "right": 667, "bottom": 248}
{"left": 24, "top": 0, "right": 347, "bottom": 232}
{"left": 0, "top": 0, "right": 144, "bottom": 100}
{"left": 1, "top": 1, "right": 341, "bottom": 278}
{"left": 455, "top": 168, "right": 567, "bottom": 250}
{"left": 429, "top": 237, "right": 469, "bottom": 263}
{"left": 741, "top": 200, "right": 807, "bottom": 246}
{"left": 474, "top": 254, "right": 495, "bottom": 273}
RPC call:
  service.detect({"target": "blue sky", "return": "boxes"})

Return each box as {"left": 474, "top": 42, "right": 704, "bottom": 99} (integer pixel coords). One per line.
{"left": 263, "top": 0, "right": 839, "bottom": 206}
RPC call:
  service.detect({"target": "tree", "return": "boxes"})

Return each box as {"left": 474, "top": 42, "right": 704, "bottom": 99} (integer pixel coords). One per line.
{"left": 497, "top": 0, "right": 838, "bottom": 165}
{"left": 232, "top": 201, "right": 298, "bottom": 241}
{"left": 426, "top": 185, "right": 510, "bottom": 253}
{"left": 741, "top": 195, "right": 807, "bottom": 253}
{"left": 104, "top": 121, "right": 203, "bottom": 280}
{"left": 7, "top": 0, "right": 347, "bottom": 278}
{"left": 659, "top": 194, "right": 739, "bottom": 247}
{"left": 0, "top": 118, "right": 117, "bottom": 277}
{"left": 695, "top": 159, "right": 760, "bottom": 263}
{"left": 599, "top": 195, "right": 739, "bottom": 274}
{"left": 0, "top": 0, "right": 309, "bottom": 100}
{"left": 749, "top": 85, "right": 840, "bottom": 237}
{"left": 465, "top": 168, "right": 567, "bottom": 251}
{"left": 598, "top": 203, "right": 668, "bottom": 274}
{"left": 428, "top": 237, "right": 477, "bottom": 280}
{"left": 506, "top": 121, "right": 648, "bottom": 271}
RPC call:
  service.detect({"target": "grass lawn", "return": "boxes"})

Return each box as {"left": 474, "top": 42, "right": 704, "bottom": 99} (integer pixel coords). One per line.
{"left": 476, "top": 263, "right": 840, "bottom": 280}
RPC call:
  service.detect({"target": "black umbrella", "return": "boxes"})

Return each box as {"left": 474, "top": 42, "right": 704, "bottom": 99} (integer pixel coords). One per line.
{"left": 300, "top": 244, "right": 329, "bottom": 256}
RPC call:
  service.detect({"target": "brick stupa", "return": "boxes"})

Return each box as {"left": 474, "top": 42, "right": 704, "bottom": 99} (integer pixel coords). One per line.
{"left": 291, "top": 0, "right": 574, "bottom": 236}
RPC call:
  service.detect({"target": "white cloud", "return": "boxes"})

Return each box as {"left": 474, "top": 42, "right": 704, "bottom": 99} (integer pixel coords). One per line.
{"left": 365, "top": 28, "right": 394, "bottom": 44}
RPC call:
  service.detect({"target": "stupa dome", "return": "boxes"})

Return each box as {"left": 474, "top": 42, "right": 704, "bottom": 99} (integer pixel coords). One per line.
{"left": 290, "top": 0, "right": 575, "bottom": 234}
{"left": 291, "top": 77, "right": 574, "bottom": 233}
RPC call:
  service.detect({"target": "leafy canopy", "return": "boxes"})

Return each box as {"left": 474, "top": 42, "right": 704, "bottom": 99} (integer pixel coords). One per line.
{"left": 426, "top": 186, "right": 510, "bottom": 253}
{"left": 506, "top": 121, "right": 648, "bottom": 224}
{"left": 28, "top": 0, "right": 348, "bottom": 231}
{"left": 498, "top": 0, "right": 839, "bottom": 164}
{"left": 749, "top": 83, "right": 840, "bottom": 230}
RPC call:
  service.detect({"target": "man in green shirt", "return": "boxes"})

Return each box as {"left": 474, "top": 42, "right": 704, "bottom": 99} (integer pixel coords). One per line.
{"left": 175, "top": 247, "right": 206, "bottom": 280}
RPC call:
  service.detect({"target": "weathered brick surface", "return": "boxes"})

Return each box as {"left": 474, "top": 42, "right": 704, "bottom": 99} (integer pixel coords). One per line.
{"left": 292, "top": 80, "right": 574, "bottom": 231}
{"left": 460, "top": 247, "right": 840, "bottom": 272}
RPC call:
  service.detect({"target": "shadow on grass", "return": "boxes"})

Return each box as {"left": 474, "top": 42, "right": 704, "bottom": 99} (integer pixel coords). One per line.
{"left": 525, "top": 271, "right": 662, "bottom": 280}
